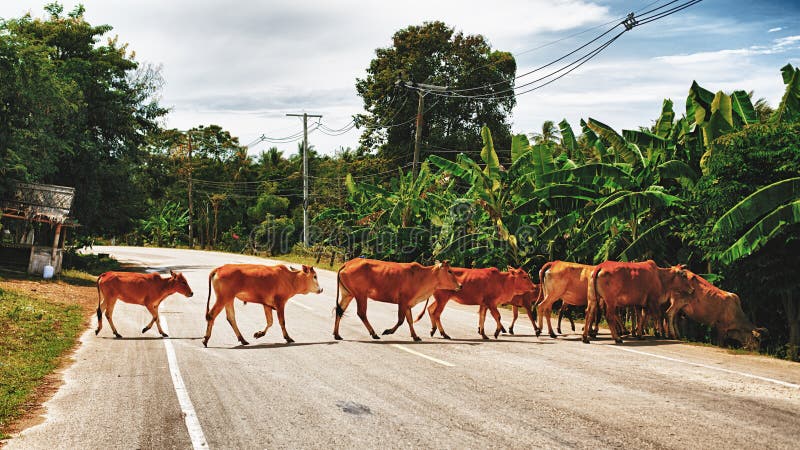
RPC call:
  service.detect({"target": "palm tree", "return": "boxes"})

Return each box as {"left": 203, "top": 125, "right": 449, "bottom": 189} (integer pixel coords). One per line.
{"left": 531, "top": 120, "right": 559, "bottom": 145}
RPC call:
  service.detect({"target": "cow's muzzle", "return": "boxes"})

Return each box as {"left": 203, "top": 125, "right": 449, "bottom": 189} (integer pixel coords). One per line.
{"left": 317, "top": 288, "right": 324, "bottom": 294}
{"left": 188, "top": 292, "right": 194, "bottom": 298}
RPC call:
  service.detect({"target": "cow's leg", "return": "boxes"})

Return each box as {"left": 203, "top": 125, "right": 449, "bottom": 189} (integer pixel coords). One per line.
{"left": 582, "top": 300, "right": 597, "bottom": 344}
{"left": 567, "top": 306, "right": 576, "bottom": 332}
{"left": 355, "top": 297, "right": 379, "bottom": 340}
{"left": 605, "top": 305, "right": 624, "bottom": 344}
{"left": 203, "top": 298, "right": 226, "bottom": 347}
{"left": 431, "top": 298, "right": 451, "bottom": 339}
{"left": 382, "top": 305, "right": 405, "bottom": 335}
{"left": 665, "top": 303, "right": 683, "bottom": 339}
{"left": 556, "top": 303, "right": 565, "bottom": 334}
{"left": 224, "top": 302, "right": 249, "bottom": 346}
{"left": 254, "top": 305, "right": 274, "bottom": 339}
{"left": 333, "top": 292, "right": 355, "bottom": 340}
{"left": 104, "top": 299, "right": 122, "bottom": 338}
{"left": 401, "top": 303, "right": 421, "bottom": 342}
{"left": 489, "top": 305, "right": 505, "bottom": 339}
{"left": 143, "top": 303, "right": 168, "bottom": 337}
{"left": 509, "top": 306, "right": 518, "bottom": 335}
{"left": 524, "top": 305, "right": 539, "bottom": 335}
{"left": 634, "top": 304, "right": 647, "bottom": 339}
{"left": 427, "top": 300, "right": 438, "bottom": 337}
{"left": 543, "top": 302, "right": 557, "bottom": 339}
{"left": 276, "top": 303, "right": 293, "bottom": 344}
{"left": 478, "top": 305, "right": 489, "bottom": 340}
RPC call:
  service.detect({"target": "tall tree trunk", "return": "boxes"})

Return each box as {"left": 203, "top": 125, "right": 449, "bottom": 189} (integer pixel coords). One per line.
{"left": 784, "top": 292, "right": 799, "bottom": 361}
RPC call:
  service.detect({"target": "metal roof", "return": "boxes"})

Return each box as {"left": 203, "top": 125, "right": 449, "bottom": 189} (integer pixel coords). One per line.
{"left": 2, "top": 182, "right": 75, "bottom": 223}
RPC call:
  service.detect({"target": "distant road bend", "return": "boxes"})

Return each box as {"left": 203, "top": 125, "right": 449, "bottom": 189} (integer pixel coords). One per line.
{"left": 7, "top": 247, "right": 800, "bottom": 449}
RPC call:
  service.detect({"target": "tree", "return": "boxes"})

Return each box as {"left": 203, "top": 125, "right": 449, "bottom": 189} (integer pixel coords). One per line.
{"left": 1, "top": 3, "right": 167, "bottom": 235}
{"left": 355, "top": 21, "right": 516, "bottom": 161}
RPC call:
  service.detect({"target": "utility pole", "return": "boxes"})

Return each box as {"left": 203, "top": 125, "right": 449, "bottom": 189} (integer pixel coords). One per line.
{"left": 286, "top": 112, "right": 322, "bottom": 247}
{"left": 186, "top": 131, "right": 194, "bottom": 249}
{"left": 398, "top": 80, "right": 448, "bottom": 179}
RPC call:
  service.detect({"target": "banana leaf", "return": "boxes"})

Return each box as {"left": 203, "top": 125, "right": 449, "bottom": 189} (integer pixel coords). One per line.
{"left": 771, "top": 64, "right": 800, "bottom": 123}
{"left": 731, "top": 90, "right": 757, "bottom": 125}
{"left": 713, "top": 177, "right": 800, "bottom": 236}
{"left": 716, "top": 200, "right": 800, "bottom": 265}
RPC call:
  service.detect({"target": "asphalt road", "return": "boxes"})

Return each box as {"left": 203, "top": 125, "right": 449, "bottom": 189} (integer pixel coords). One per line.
{"left": 7, "top": 247, "right": 800, "bottom": 449}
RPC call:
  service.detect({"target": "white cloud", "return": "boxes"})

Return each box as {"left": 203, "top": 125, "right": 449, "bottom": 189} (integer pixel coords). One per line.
{"left": 769, "top": 27, "right": 783, "bottom": 33}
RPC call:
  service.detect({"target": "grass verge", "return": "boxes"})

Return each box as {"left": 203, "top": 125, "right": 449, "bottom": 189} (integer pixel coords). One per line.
{"left": 0, "top": 288, "right": 85, "bottom": 439}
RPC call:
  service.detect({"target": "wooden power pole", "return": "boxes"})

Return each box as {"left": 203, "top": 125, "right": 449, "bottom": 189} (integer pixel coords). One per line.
{"left": 186, "top": 132, "right": 194, "bottom": 249}
{"left": 398, "top": 80, "right": 448, "bottom": 179}
{"left": 286, "top": 112, "right": 322, "bottom": 246}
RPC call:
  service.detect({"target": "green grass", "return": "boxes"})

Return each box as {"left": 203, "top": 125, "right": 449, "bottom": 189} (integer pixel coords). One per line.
{"left": 273, "top": 252, "right": 342, "bottom": 271}
{"left": 0, "top": 289, "right": 85, "bottom": 439}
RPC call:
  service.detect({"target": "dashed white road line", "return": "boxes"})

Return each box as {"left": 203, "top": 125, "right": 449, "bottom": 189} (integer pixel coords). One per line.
{"left": 609, "top": 346, "right": 800, "bottom": 389}
{"left": 391, "top": 344, "right": 455, "bottom": 367}
{"left": 161, "top": 319, "right": 209, "bottom": 449}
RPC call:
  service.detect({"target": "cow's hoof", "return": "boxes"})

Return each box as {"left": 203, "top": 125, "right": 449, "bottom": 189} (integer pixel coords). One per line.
{"left": 615, "top": 338, "right": 624, "bottom": 344}
{"left": 285, "top": 337, "right": 295, "bottom": 344}
{"left": 142, "top": 327, "right": 149, "bottom": 334}
{"left": 371, "top": 334, "right": 381, "bottom": 340}
{"left": 412, "top": 336, "right": 422, "bottom": 342}
{"left": 535, "top": 330, "right": 541, "bottom": 337}
{"left": 549, "top": 332, "right": 557, "bottom": 339}
{"left": 382, "top": 329, "right": 393, "bottom": 335}
{"left": 114, "top": 333, "right": 122, "bottom": 339}
{"left": 239, "top": 339, "right": 250, "bottom": 346}
{"left": 254, "top": 331, "right": 265, "bottom": 339}
{"left": 161, "top": 333, "right": 169, "bottom": 338}
{"left": 571, "top": 326, "right": 576, "bottom": 332}
{"left": 442, "top": 334, "right": 451, "bottom": 340}
{"left": 494, "top": 330, "right": 501, "bottom": 339}
{"left": 430, "top": 328, "right": 436, "bottom": 337}
{"left": 334, "top": 334, "right": 343, "bottom": 341}
{"left": 500, "top": 326, "right": 507, "bottom": 333}
{"left": 94, "top": 329, "right": 100, "bottom": 335}
{"left": 481, "top": 334, "right": 489, "bottom": 340}
{"left": 581, "top": 337, "right": 591, "bottom": 344}
{"left": 509, "top": 327, "right": 515, "bottom": 335}
{"left": 557, "top": 328, "right": 562, "bottom": 335}
{"left": 202, "top": 338, "right": 209, "bottom": 347}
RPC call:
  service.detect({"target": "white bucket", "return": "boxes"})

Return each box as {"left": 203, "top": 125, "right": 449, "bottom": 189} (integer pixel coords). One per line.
{"left": 43, "top": 265, "right": 55, "bottom": 279}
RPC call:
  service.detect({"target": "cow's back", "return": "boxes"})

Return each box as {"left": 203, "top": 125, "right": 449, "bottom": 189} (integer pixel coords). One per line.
{"left": 213, "top": 264, "right": 291, "bottom": 298}
{"left": 339, "top": 259, "right": 429, "bottom": 301}
{"left": 98, "top": 271, "right": 162, "bottom": 301}
{"left": 594, "top": 260, "right": 661, "bottom": 305}
{"left": 543, "top": 261, "right": 594, "bottom": 304}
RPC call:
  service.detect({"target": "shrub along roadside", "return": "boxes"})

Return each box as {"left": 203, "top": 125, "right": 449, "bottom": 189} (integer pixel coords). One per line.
{"left": 0, "top": 288, "right": 85, "bottom": 439}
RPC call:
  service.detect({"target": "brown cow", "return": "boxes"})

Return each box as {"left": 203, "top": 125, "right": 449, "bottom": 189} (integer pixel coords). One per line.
{"left": 505, "top": 284, "right": 541, "bottom": 335}
{"left": 667, "top": 271, "right": 766, "bottom": 349}
{"left": 417, "top": 267, "right": 535, "bottom": 340}
{"left": 95, "top": 270, "right": 194, "bottom": 338}
{"left": 584, "top": 260, "right": 693, "bottom": 344}
{"left": 203, "top": 264, "right": 323, "bottom": 347}
{"left": 333, "top": 259, "right": 461, "bottom": 341}
{"left": 537, "top": 261, "right": 596, "bottom": 338}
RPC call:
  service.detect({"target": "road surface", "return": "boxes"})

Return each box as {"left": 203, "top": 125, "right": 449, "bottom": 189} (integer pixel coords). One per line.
{"left": 7, "top": 247, "right": 800, "bottom": 449}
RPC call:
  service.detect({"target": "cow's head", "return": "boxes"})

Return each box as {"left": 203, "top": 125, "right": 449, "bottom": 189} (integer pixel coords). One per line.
{"left": 434, "top": 260, "right": 462, "bottom": 291}
{"left": 507, "top": 265, "right": 535, "bottom": 295}
{"left": 169, "top": 270, "right": 194, "bottom": 297}
{"left": 298, "top": 265, "right": 323, "bottom": 294}
{"left": 666, "top": 265, "right": 694, "bottom": 296}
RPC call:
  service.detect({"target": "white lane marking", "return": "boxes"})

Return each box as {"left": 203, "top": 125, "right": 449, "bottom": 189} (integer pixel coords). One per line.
{"left": 609, "top": 346, "right": 800, "bottom": 389}
{"left": 291, "top": 301, "right": 314, "bottom": 311}
{"left": 161, "top": 319, "right": 209, "bottom": 449}
{"left": 390, "top": 344, "right": 455, "bottom": 367}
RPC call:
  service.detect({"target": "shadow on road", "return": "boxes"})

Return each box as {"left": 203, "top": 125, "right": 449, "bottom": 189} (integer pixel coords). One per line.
{"left": 232, "top": 341, "right": 340, "bottom": 350}
{"left": 146, "top": 265, "right": 218, "bottom": 273}
{"left": 100, "top": 336, "right": 203, "bottom": 341}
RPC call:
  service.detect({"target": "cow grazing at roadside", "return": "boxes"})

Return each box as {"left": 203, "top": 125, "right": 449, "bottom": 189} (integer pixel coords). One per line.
{"left": 537, "top": 261, "right": 596, "bottom": 338}
{"left": 667, "top": 271, "right": 766, "bottom": 349}
{"left": 504, "top": 284, "right": 541, "bottom": 335}
{"left": 417, "top": 267, "right": 536, "bottom": 339}
{"left": 584, "top": 260, "right": 693, "bottom": 344}
{"left": 203, "top": 264, "right": 323, "bottom": 347}
{"left": 95, "top": 270, "right": 194, "bottom": 338}
{"left": 333, "top": 259, "right": 461, "bottom": 341}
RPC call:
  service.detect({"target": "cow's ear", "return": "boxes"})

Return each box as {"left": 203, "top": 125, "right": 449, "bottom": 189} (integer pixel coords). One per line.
{"left": 170, "top": 270, "right": 176, "bottom": 277}
{"left": 442, "top": 260, "right": 450, "bottom": 266}
{"left": 302, "top": 265, "right": 310, "bottom": 273}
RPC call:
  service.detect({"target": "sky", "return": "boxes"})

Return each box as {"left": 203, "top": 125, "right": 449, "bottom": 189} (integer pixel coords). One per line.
{"left": 2, "top": 0, "right": 799, "bottom": 157}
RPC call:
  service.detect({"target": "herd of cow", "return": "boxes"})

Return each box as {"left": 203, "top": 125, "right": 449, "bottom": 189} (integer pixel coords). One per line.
{"left": 94, "top": 258, "right": 767, "bottom": 350}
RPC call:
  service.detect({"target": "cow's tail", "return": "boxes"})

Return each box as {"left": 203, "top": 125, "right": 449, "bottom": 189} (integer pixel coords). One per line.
{"left": 536, "top": 261, "right": 554, "bottom": 307}
{"left": 96, "top": 272, "right": 107, "bottom": 323}
{"left": 334, "top": 266, "right": 346, "bottom": 317}
{"left": 587, "top": 265, "right": 602, "bottom": 324}
{"left": 414, "top": 297, "right": 432, "bottom": 323}
{"left": 206, "top": 268, "right": 218, "bottom": 321}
